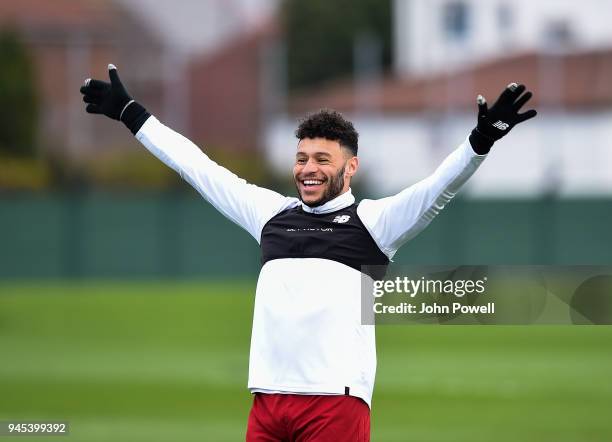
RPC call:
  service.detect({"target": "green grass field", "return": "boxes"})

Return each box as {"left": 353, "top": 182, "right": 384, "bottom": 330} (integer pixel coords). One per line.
{"left": 1, "top": 281, "right": 611, "bottom": 441}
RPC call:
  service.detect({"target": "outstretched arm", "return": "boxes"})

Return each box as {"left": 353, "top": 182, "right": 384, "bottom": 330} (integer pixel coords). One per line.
{"left": 80, "top": 64, "right": 296, "bottom": 242}
{"left": 358, "top": 83, "right": 537, "bottom": 259}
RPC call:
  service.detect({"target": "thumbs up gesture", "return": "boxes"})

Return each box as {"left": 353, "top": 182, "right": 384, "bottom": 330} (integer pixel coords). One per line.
{"left": 80, "top": 64, "right": 135, "bottom": 121}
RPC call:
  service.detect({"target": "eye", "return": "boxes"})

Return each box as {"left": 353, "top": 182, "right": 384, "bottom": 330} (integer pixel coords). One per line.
{"left": 296, "top": 158, "right": 307, "bottom": 164}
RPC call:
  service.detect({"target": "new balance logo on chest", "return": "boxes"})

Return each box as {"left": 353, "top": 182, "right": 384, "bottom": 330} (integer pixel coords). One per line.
{"left": 332, "top": 215, "right": 350, "bottom": 223}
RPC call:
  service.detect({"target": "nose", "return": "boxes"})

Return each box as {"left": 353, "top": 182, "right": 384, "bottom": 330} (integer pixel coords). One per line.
{"left": 301, "top": 159, "right": 319, "bottom": 176}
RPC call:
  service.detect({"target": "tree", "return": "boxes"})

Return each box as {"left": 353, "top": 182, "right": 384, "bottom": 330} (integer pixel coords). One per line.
{"left": 283, "top": 0, "right": 392, "bottom": 91}
{"left": 0, "top": 29, "right": 39, "bottom": 156}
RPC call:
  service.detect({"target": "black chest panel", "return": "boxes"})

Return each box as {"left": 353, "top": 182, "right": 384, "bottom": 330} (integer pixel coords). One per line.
{"left": 260, "top": 203, "right": 389, "bottom": 279}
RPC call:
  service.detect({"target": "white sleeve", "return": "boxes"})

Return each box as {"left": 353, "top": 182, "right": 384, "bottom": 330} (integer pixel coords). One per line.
{"left": 357, "top": 137, "right": 486, "bottom": 259}
{"left": 135, "top": 116, "right": 297, "bottom": 243}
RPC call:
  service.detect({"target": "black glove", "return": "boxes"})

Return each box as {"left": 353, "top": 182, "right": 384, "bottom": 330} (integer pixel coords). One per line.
{"left": 80, "top": 64, "right": 150, "bottom": 134}
{"left": 469, "top": 82, "right": 537, "bottom": 154}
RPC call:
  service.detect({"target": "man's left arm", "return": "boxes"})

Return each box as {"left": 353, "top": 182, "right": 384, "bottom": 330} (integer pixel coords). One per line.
{"left": 358, "top": 83, "right": 537, "bottom": 259}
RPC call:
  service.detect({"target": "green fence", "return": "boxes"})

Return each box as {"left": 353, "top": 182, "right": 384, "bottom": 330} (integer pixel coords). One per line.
{"left": 0, "top": 192, "right": 610, "bottom": 279}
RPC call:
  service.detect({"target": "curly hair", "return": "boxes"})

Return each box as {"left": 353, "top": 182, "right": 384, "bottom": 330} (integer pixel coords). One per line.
{"left": 295, "top": 109, "right": 359, "bottom": 156}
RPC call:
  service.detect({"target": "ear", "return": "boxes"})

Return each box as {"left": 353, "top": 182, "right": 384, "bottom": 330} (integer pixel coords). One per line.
{"left": 345, "top": 156, "right": 359, "bottom": 178}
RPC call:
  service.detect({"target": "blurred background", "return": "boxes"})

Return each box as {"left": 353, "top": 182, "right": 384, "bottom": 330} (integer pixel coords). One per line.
{"left": 1, "top": 0, "right": 611, "bottom": 441}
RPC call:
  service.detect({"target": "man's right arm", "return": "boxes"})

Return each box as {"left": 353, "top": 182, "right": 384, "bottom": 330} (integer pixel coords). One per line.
{"left": 135, "top": 115, "right": 296, "bottom": 242}
{"left": 80, "top": 64, "right": 296, "bottom": 243}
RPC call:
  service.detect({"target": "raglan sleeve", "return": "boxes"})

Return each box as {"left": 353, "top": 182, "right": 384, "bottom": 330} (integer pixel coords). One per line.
{"left": 135, "top": 116, "right": 296, "bottom": 243}
{"left": 357, "top": 136, "right": 487, "bottom": 259}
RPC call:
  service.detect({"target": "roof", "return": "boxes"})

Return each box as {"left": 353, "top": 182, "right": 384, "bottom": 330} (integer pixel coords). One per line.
{"left": 290, "top": 48, "right": 612, "bottom": 114}
{"left": 0, "top": 0, "right": 119, "bottom": 31}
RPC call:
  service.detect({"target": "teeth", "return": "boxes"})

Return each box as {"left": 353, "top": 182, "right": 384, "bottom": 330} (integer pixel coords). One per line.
{"left": 303, "top": 180, "right": 322, "bottom": 185}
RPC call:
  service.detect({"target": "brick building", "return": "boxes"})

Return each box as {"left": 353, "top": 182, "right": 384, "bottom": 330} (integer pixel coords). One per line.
{"left": 0, "top": 0, "right": 164, "bottom": 157}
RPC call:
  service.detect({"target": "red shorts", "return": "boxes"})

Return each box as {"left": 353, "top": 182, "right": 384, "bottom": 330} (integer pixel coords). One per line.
{"left": 246, "top": 393, "right": 370, "bottom": 442}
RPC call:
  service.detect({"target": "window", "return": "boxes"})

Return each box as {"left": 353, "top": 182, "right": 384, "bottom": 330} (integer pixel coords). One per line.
{"left": 443, "top": 1, "right": 469, "bottom": 40}
{"left": 498, "top": 4, "right": 513, "bottom": 31}
{"left": 543, "top": 20, "right": 574, "bottom": 48}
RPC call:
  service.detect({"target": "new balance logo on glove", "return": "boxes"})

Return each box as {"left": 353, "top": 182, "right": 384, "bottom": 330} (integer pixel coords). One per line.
{"left": 492, "top": 121, "right": 510, "bottom": 131}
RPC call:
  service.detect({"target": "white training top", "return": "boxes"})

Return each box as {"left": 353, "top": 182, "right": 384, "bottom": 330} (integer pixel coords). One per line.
{"left": 135, "top": 115, "right": 487, "bottom": 407}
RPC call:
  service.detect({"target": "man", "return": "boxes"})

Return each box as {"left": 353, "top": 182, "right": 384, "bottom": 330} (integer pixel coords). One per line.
{"left": 80, "top": 65, "right": 536, "bottom": 441}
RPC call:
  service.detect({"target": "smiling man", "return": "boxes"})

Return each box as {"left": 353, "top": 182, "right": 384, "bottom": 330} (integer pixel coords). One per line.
{"left": 80, "top": 65, "right": 536, "bottom": 441}
{"left": 294, "top": 114, "right": 359, "bottom": 207}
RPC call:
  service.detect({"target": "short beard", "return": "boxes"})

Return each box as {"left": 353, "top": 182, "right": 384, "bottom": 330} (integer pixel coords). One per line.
{"left": 297, "top": 164, "right": 346, "bottom": 208}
